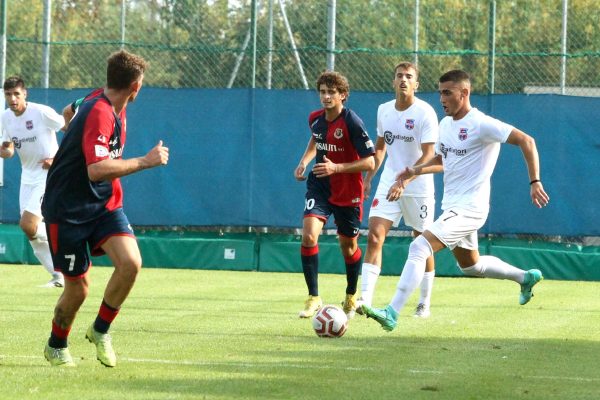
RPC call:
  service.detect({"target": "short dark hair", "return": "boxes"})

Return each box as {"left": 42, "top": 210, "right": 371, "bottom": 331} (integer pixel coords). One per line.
{"left": 394, "top": 61, "right": 419, "bottom": 79}
{"left": 3, "top": 76, "right": 26, "bottom": 91}
{"left": 106, "top": 50, "right": 148, "bottom": 90}
{"left": 316, "top": 71, "right": 350, "bottom": 101}
{"left": 439, "top": 70, "right": 471, "bottom": 84}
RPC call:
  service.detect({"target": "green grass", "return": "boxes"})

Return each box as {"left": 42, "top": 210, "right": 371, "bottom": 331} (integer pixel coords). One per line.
{"left": 1, "top": 264, "right": 599, "bottom": 400}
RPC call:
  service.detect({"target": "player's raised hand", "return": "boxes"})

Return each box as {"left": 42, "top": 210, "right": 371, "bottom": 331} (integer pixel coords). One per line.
{"left": 144, "top": 140, "right": 169, "bottom": 167}
{"left": 530, "top": 181, "right": 549, "bottom": 208}
{"left": 313, "top": 155, "right": 339, "bottom": 178}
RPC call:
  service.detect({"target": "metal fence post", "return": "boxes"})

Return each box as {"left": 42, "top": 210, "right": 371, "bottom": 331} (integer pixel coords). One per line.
{"left": 327, "top": 0, "right": 336, "bottom": 71}
{"left": 42, "top": 0, "right": 52, "bottom": 88}
{"left": 560, "top": 0, "right": 568, "bottom": 94}
{"left": 487, "top": 0, "right": 496, "bottom": 94}
{"left": 414, "top": 0, "right": 419, "bottom": 66}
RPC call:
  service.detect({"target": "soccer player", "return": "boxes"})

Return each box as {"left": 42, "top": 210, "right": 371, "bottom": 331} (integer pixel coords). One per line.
{"left": 295, "top": 71, "right": 375, "bottom": 319}
{"left": 362, "top": 70, "right": 550, "bottom": 331}
{"left": 42, "top": 50, "right": 169, "bottom": 367}
{"left": 1, "top": 76, "right": 65, "bottom": 288}
{"left": 358, "top": 62, "right": 440, "bottom": 318}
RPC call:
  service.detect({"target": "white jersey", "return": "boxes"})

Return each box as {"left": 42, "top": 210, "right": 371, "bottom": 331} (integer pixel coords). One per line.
{"left": 437, "top": 108, "right": 513, "bottom": 215}
{"left": 377, "top": 98, "right": 438, "bottom": 197}
{"left": 1, "top": 102, "right": 64, "bottom": 184}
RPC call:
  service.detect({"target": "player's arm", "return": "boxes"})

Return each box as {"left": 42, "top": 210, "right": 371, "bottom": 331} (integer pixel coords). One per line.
{"left": 62, "top": 97, "right": 84, "bottom": 131}
{"left": 295, "top": 137, "right": 316, "bottom": 181}
{"left": 88, "top": 140, "right": 169, "bottom": 182}
{"left": 396, "top": 154, "right": 443, "bottom": 183}
{"left": 506, "top": 128, "right": 549, "bottom": 208}
{"left": 313, "top": 154, "right": 375, "bottom": 178}
{"left": 386, "top": 142, "right": 440, "bottom": 201}
{"left": 364, "top": 136, "right": 386, "bottom": 198}
{"left": 0, "top": 140, "right": 14, "bottom": 158}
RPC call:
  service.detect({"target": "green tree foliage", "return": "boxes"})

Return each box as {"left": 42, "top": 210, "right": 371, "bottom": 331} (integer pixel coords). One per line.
{"left": 4, "top": 0, "right": 599, "bottom": 93}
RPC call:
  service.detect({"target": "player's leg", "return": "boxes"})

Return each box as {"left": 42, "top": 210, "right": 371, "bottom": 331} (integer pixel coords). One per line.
{"left": 362, "top": 231, "right": 444, "bottom": 331}
{"left": 359, "top": 184, "right": 402, "bottom": 311}
{"left": 86, "top": 210, "right": 138, "bottom": 367}
{"left": 403, "top": 196, "right": 436, "bottom": 318}
{"left": 299, "top": 216, "right": 325, "bottom": 317}
{"left": 20, "top": 183, "right": 63, "bottom": 286}
{"left": 334, "top": 204, "right": 364, "bottom": 318}
{"left": 454, "top": 246, "right": 543, "bottom": 305}
{"left": 359, "top": 216, "right": 393, "bottom": 308}
{"left": 44, "top": 221, "right": 92, "bottom": 366}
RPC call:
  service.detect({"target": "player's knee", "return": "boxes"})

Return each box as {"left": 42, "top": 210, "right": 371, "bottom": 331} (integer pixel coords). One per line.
{"left": 19, "top": 219, "right": 37, "bottom": 239}
{"left": 302, "top": 234, "right": 319, "bottom": 247}
{"left": 367, "top": 230, "right": 385, "bottom": 250}
{"left": 115, "top": 255, "right": 142, "bottom": 280}
{"left": 408, "top": 235, "right": 433, "bottom": 262}
{"left": 461, "top": 262, "right": 484, "bottom": 277}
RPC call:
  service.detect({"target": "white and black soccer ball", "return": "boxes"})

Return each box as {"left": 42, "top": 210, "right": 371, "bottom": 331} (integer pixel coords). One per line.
{"left": 312, "top": 305, "right": 348, "bottom": 338}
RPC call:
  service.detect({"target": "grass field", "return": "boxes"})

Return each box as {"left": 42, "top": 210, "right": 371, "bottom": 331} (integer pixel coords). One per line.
{"left": 1, "top": 264, "right": 599, "bottom": 400}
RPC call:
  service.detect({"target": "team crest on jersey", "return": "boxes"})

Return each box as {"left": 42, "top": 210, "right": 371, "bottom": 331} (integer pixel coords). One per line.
{"left": 405, "top": 119, "right": 415, "bottom": 130}
{"left": 459, "top": 128, "right": 468, "bottom": 141}
{"left": 334, "top": 128, "right": 344, "bottom": 139}
{"left": 26, "top": 120, "right": 33, "bottom": 130}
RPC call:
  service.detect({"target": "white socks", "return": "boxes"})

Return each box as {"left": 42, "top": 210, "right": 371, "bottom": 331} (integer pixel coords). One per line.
{"left": 29, "top": 222, "right": 59, "bottom": 278}
{"left": 360, "top": 263, "right": 380, "bottom": 306}
{"left": 419, "top": 270, "right": 435, "bottom": 307}
{"left": 461, "top": 255, "right": 525, "bottom": 283}
{"left": 390, "top": 235, "right": 432, "bottom": 313}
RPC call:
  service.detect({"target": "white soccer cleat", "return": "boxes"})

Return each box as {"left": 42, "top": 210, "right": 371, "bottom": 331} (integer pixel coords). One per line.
{"left": 413, "top": 303, "right": 431, "bottom": 318}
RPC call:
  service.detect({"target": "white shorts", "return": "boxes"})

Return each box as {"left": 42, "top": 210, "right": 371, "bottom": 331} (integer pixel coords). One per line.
{"left": 427, "top": 208, "right": 487, "bottom": 250}
{"left": 20, "top": 182, "right": 45, "bottom": 218}
{"left": 368, "top": 185, "right": 434, "bottom": 232}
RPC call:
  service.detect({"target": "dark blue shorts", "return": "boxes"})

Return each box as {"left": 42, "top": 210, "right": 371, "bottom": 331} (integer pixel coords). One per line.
{"left": 304, "top": 187, "right": 362, "bottom": 238}
{"left": 46, "top": 208, "right": 135, "bottom": 278}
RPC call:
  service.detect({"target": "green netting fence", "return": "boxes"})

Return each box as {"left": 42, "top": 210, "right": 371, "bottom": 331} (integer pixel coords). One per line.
{"left": 2, "top": 0, "right": 599, "bottom": 95}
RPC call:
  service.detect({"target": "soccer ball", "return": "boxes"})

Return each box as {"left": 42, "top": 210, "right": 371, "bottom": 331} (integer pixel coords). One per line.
{"left": 312, "top": 305, "right": 348, "bottom": 338}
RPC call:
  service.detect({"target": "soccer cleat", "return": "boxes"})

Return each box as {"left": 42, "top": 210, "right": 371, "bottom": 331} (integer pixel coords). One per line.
{"left": 44, "top": 344, "right": 75, "bottom": 367}
{"left": 86, "top": 324, "right": 117, "bottom": 367}
{"left": 39, "top": 275, "right": 64, "bottom": 288}
{"left": 413, "top": 303, "right": 431, "bottom": 318}
{"left": 298, "top": 295, "right": 322, "bottom": 318}
{"left": 519, "top": 269, "right": 543, "bottom": 305}
{"left": 355, "top": 296, "right": 366, "bottom": 316}
{"left": 361, "top": 304, "right": 398, "bottom": 331}
{"left": 341, "top": 293, "right": 357, "bottom": 319}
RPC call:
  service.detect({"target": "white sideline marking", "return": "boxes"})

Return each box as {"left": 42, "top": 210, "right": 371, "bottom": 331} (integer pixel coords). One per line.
{"left": 3, "top": 354, "right": 600, "bottom": 382}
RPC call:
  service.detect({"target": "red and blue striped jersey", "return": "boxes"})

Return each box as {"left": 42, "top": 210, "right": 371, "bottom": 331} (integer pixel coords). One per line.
{"left": 42, "top": 89, "right": 127, "bottom": 224}
{"left": 307, "top": 107, "right": 375, "bottom": 206}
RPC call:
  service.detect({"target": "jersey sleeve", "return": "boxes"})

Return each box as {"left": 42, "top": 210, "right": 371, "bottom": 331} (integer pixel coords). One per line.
{"left": 0, "top": 114, "right": 8, "bottom": 142}
{"left": 376, "top": 104, "right": 385, "bottom": 138}
{"left": 346, "top": 110, "right": 375, "bottom": 158}
{"left": 81, "top": 104, "right": 115, "bottom": 165}
{"left": 480, "top": 115, "right": 513, "bottom": 144}
{"left": 39, "top": 105, "right": 66, "bottom": 131}
{"left": 420, "top": 106, "right": 439, "bottom": 144}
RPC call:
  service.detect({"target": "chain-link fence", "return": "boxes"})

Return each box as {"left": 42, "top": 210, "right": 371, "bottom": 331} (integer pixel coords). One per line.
{"left": 2, "top": 0, "right": 599, "bottom": 95}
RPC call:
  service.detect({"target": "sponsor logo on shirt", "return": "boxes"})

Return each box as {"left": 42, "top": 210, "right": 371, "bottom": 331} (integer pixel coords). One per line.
{"left": 11, "top": 136, "right": 36, "bottom": 149}
{"left": 315, "top": 142, "right": 341, "bottom": 152}
{"left": 351, "top": 197, "right": 361, "bottom": 204}
{"left": 384, "top": 130, "right": 415, "bottom": 145}
{"left": 26, "top": 120, "right": 33, "bottom": 130}
{"left": 95, "top": 145, "right": 109, "bottom": 158}
{"left": 405, "top": 119, "right": 415, "bottom": 130}
{"left": 459, "top": 128, "right": 468, "bottom": 141}
{"left": 97, "top": 135, "right": 107, "bottom": 143}
{"left": 439, "top": 142, "right": 467, "bottom": 158}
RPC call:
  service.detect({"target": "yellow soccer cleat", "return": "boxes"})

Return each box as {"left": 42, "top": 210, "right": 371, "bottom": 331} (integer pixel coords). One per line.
{"left": 299, "top": 295, "right": 322, "bottom": 318}
{"left": 44, "top": 344, "right": 75, "bottom": 367}
{"left": 341, "top": 293, "right": 357, "bottom": 319}
{"left": 86, "top": 324, "right": 117, "bottom": 367}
